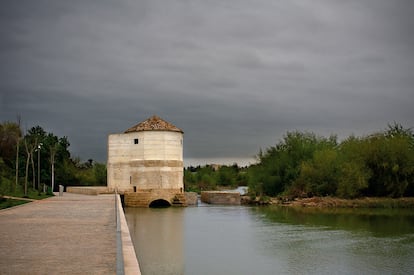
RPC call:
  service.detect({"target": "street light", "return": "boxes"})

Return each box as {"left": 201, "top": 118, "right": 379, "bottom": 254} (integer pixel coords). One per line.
{"left": 37, "top": 143, "right": 43, "bottom": 191}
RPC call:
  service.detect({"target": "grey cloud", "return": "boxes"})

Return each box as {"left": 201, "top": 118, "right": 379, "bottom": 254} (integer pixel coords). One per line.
{"left": 1, "top": 0, "right": 413, "bottom": 164}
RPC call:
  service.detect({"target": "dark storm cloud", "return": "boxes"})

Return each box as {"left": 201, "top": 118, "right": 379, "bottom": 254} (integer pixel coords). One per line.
{"left": 1, "top": 0, "right": 413, "bottom": 165}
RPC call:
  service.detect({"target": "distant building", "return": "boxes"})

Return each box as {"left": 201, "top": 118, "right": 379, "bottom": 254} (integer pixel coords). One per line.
{"left": 210, "top": 164, "right": 222, "bottom": 171}
{"left": 107, "top": 115, "right": 185, "bottom": 206}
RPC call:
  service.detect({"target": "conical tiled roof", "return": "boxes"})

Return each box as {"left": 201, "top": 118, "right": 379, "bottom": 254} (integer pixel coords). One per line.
{"left": 124, "top": 115, "right": 183, "bottom": 133}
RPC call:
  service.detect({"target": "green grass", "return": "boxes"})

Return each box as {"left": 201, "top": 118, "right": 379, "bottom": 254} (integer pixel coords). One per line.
{"left": 0, "top": 184, "right": 54, "bottom": 209}
{"left": 0, "top": 197, "right": 30, "bottom": 210}
{"left": 1, "top": 184, "right": 54, "bottom": 200}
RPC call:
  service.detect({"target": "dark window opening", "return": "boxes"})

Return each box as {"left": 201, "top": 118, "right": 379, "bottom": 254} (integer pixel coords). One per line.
{"left": 134, "top": 138, "right": 139, "bottom": 144}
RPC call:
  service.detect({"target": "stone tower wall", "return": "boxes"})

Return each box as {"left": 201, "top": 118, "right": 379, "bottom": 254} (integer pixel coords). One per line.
{"left": 107, "top": 131, "right": 183, "bottom": 193}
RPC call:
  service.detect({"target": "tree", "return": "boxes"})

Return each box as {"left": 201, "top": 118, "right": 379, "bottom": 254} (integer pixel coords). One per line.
{"left": 337, "top": 162, "right": 370, "bottom": 198}
{"left": 335, "top": 136, "right": 370, "bottom": 198}
{"left": 361, "top": 133, "right": 414, "bottom": 197}
{"left": 292, "top": 148, "right": 339, "bottom": 197}
{"left": 216, "top": 165, "right": 238, "bottom": 187}
{"left": 385, "top": 122, "right": 414, "bottom": 140}
{"left": 0, "top": 121, "right": 22, "bottom": 192}
{"left": 1, "top": 121, "right": 108, "bottom": 195}
{"left": 49, "top": 142, "right": 59, "bottom": 192}
{"left": 94, "top": 163, "right": 107, "bottom": 186}
{"left": 0, "top": 122, "right": 21, "bottom": 164}
{"left": 248, "top": 131, "right": 337, "bottom": 196}
{"left": 23, "top": 136, "right": 37, "bottom": 196}
{"left": 26, "top": 126, "right": 48, "bottom": 190}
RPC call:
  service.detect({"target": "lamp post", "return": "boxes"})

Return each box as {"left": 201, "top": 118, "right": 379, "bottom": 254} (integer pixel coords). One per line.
{"left": 37, "top": 143, "right": 43, "bottom": 191}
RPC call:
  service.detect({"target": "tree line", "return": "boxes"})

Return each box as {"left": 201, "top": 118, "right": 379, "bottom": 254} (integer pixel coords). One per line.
{"left": 185, "top": 123, "right": 414, "bottom": 198}
{"left": 184, "top": 164, "right": 248, "bottom": 193}
{"left": 3, "top": 120, "right": 412, "bottom": 199}
{"left": 0, "top": 121, "right": 106, "bottom": 197}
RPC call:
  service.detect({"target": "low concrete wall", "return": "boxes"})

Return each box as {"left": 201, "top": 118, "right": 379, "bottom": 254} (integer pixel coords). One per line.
{"left": 66, "top": 186, "right": 111, "bottom": 195}
{"left": 185, "top": 192, "right": 198, "bottom": 205}
{"left": 116, "top": 194, "right": 141, "bottom": 275}
{"left": 201, "top": 191, "right": 241, "bottom": 205}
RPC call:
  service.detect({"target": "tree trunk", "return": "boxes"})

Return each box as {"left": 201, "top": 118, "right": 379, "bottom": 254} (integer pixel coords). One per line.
{"left": 51, "top": 162, "right": 55, "bottom": 192}
{"left": 24, "top": 140, "right": 30, "bottom": 197}
{"left": 15, "top": 141, "right": 19, "bottom": 192}
{"left": 49, "top": 143, "right": 57, "bottom": 193}
{"left": 25, "top": 154, "right": 30, "bottom": 196}
{"left": 30, "top": 153, "right": 36, "bottom": 190}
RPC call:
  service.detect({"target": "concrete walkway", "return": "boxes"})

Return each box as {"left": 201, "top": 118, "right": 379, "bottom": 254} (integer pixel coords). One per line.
{"left": 0, "top": 193, "right": 117, "bottom": 274}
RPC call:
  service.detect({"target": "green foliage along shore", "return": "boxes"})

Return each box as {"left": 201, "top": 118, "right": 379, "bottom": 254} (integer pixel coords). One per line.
{"left": 3, "top": 120, "right": 413, "bottom": 200}
{"left": 184, "top": 164, "right": 248, "bottom": 193}
{"left": 0, "top": 122, "right": 106, "bottom": 197}
{"left": 184, "top": 123, "right": 414, "bottom": 199}
{"left": 248, "top": 123, "right": 414, "bottom": 199}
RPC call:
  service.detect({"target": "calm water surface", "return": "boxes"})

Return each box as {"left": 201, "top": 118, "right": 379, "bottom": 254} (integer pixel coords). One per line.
{"left": 125, "top": 204, "right": 414, "bottom": 275}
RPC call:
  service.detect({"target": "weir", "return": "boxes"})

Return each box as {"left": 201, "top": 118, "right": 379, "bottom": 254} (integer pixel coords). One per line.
{"left": 200, "top": 191, "right": 241, "bottom": 205}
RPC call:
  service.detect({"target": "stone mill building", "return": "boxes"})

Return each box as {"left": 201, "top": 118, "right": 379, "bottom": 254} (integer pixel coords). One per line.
{"left": 107, "top": 115, "right": 186, "bottom": 207}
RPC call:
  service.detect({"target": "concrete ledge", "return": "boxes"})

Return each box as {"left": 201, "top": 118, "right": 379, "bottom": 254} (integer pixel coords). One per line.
{"left": 185, "top": 192, "right": 198, "bottom": 205}
{"left": 67, "top": 186, "right": 111, "bottom": 195}
{"left": 201, "top": 191, "right": 241, "bottom": 205}
{"left": 116, "top": 194, "right": 141, "bottom": 275}
{"left": 130, "top": 159, "right": 183, "bottom": 167}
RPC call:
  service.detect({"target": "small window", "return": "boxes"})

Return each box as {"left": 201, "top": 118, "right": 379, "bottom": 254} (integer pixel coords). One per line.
{"left": 134, "top": 138, "right": 139, "bottom": 144}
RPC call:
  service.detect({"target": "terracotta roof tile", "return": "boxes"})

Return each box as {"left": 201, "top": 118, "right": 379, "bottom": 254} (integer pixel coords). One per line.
{"left": 124, "top": 115, "right": 183, "bottom": 133}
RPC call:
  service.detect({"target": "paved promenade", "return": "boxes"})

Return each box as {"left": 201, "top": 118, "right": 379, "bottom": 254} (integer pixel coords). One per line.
{"left": 0, "top": 193, "right": 117, "bottom": 274}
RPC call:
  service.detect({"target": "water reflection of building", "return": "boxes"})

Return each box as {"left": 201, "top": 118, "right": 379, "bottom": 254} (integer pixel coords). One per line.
{"left": 125, "top": 208, "right": 184, "bottom": 275}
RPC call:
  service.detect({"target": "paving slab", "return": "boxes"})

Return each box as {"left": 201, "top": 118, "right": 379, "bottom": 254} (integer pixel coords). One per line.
{"left": 0, "top": 193, "right": 116, "bottom": 275}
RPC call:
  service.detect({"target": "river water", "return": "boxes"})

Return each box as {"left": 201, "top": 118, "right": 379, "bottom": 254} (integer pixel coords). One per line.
{"left": 125, "top": 203, "right": 414, "bottom": 275}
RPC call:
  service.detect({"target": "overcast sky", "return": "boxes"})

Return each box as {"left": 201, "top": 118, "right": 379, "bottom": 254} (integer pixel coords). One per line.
{"left": 1, "top": 0, "right": 413, "bottom": 166}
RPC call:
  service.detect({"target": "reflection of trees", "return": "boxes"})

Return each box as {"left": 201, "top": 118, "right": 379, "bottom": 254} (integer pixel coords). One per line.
{"left": 258, "top": 206, "right": 414, "bottom": 237}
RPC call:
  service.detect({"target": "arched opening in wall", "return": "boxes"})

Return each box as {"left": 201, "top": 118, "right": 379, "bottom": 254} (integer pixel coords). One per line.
{"left": 149, "top": 199, "right": 171, "bottom": 208}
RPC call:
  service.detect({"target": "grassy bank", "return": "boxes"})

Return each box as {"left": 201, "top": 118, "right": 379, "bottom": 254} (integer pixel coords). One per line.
{"left": 0, "top": 197, "right": 30, "bottom": 209}
{"left": 2, "top": 185, "right": 54, "bottom": 200}
{"left": 0, "top": 186, "right": 54, "bottom": 209}
{"left": 279, "top": 196, "right": 414, "bottom": 208}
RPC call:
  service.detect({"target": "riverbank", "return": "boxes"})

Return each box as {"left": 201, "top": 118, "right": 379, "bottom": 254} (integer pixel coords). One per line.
{"left": 242, "top": 196, "right": 414, "bottom": 208}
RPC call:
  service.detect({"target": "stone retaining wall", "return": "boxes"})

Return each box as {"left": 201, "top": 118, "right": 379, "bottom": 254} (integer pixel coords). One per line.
{"left": 124, "top": 189, "right": 186, "bottom": 207}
